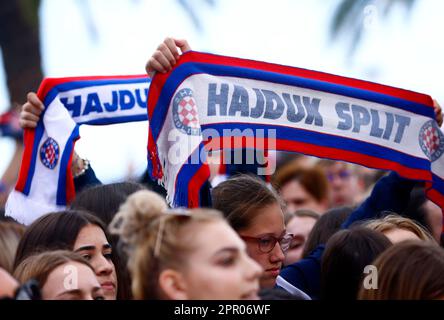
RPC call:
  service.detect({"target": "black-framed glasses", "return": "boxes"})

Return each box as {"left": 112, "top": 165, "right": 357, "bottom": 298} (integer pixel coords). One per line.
{"left": 240, "top": 232, "right": 294, "bottom": 254}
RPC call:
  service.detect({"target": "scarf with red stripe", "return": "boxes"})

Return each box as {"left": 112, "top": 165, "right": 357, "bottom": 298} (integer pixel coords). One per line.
{"left": 147, "top": 51, "right": 444, "bottom": 220}
{"left": 6, "top": 75, "right": 150, "bottom": 225}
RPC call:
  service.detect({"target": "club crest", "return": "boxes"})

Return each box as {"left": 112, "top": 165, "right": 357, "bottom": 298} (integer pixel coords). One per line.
{"left": 419, "top": 120, "right": 444, "bottom": 162}
{"left": 172, "top": 88, "right": 201, "bottom": 136}
{"left": 40, "top": 137, "right": 60, "bottom": 169}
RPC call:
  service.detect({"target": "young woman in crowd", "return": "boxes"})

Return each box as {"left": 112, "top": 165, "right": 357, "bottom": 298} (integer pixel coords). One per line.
{"left": 283, "top": 210, "right": 319, "bottom": 266}
{"left": 70, "top": 182, "right": 146, "bottom": 299}
{"left": 358, "top": 241, "right": 444, "bottom": 300}
{"left": 14, "top": 250, "right": 105, "bottom": 300}
{"left": 211, "top": 174, "right": 292, "bottom": 290}
{"left": 14, "top": 210, "right": 119, "bottom": 300}
{"left": 109, "top": 189, "right": 262, "bottom": 300}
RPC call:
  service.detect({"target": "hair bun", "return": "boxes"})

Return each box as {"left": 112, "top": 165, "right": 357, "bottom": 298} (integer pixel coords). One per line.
{"left": 109, "top": 190, "right": 168, "bottom": 246}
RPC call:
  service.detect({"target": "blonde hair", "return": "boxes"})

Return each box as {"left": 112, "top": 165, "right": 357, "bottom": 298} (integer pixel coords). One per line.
{"left": 363, "top": 214, "right": 435, "bottom": 242}
{"left": 13, "top": 250, "right": 93, "bottom": 286}
{"left": 0, "top": 221, "right": 25, "bottom": 273}
{"left": 358, "top": 241, "right": 444, "bottom": 300}
{"left": 109, "top": 190, "right": 223, "bottom": 300}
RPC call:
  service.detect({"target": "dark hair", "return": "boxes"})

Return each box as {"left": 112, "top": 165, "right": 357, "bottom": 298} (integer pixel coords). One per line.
{"left": 212, "top": 174, "right": 282, "bottom": 232}
{"left": 70, "top": 181, "right": 145, "bottom": 226}
{"left": 14, "top": 210, "right": 107, "bottom": 269}
{"left": 320, "top": 227, "right": 391, "bottom": 300}
{"left": 302, "top": 206, "right": 353, "bottom": 258}
{"left": 358, "top": 241, "right": 444, "bottom": 299}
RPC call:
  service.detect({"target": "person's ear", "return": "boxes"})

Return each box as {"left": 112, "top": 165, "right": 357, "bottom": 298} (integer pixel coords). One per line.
{"left": 158, "top": 269, "right": 188, "bottom": 300}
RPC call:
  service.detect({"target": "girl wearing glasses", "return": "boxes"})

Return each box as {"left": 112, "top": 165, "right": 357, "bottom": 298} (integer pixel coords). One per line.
{"left": 212, "top": 174, "right": 293, "bottom": 289}
{"left": 109, "top": 189, "right": 262, "bottom": 300}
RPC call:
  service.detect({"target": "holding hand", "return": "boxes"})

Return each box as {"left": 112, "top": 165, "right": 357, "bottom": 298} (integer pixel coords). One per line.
{"left": 19, "top": 92, "right": 44, "bottom": 129}
{"left": 145, "top": 37, "right": 191, "bottom": 77}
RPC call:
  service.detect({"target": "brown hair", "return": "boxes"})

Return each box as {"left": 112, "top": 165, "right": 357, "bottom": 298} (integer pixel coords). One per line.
{"left": 212, "top": 174, "right": 282, "bottom": 232}
{"left": 358, "top": 241, "right": 444, "bottom": 300}
{"left": 272, "top": 161, "right": 328, "bottom": 204}
{"left": 13, "top": 250, "right": 94, "bottom": 288}
{"left": 363, "top": 214, "right": 435, "bottom": 242}
{"left": 0, "top": 221, "right": 25, "bottom": 273}
{"left": 109, "top": 190, "right": 224, "bottom": 300}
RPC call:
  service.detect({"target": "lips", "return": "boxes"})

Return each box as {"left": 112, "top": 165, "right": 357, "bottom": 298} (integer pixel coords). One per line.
{"left": 265, "top": 268, "right": 281, "bottom": 277}
{"left": 100, "top": 281, "right": 116, "bottom": 292}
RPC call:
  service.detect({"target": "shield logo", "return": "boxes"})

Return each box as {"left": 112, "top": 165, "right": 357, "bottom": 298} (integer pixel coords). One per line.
{"left": 40, "top": 137, "right": 60, "bottom": 169}
{"left": 172, "top": 88, "right": 201, "bottom": 136}
{"left": 419, "top": 120, "right": 444, "bottom": 162}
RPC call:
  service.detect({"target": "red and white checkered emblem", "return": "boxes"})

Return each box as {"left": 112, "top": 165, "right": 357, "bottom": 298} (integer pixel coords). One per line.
{"left": 419, "top": 120, "right": 444, "bottom": 162}
{"left": 423, "top": 126, "right": 440, "bottom": 153}
{"left": 177, "top": 96, "right": 199, "bottom": 128}
{"left": 40, "top": 137, "right": 60, "bottom": 169}
{"left": 173, "top": 88, "right": 201, "bottom": 136}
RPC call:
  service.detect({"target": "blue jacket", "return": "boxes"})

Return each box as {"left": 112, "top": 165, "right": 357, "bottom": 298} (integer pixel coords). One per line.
{"left": 278, "top": 171, "right": 417, "bottom": 300}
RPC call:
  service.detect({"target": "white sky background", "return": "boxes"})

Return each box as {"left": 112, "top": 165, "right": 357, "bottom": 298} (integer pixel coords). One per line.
{"left": 1, "top": 0, "right": 444, "bottom": 183}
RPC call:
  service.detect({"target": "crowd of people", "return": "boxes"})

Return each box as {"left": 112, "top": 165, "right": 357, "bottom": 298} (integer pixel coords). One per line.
{"left": 1, "top": 38, "right": 444, "bottom": 300}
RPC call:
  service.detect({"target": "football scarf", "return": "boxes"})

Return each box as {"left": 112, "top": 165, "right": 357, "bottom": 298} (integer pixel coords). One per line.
{"left": 6, "top": 75, "right": 150, "bottom": 225}
{"left": 147, "top": 51, "right": 444, "bottom": 218}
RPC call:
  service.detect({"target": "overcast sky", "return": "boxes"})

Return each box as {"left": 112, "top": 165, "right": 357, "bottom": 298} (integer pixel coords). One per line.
{"left": 1, "top": 0, "right": 443, "bottom": 182}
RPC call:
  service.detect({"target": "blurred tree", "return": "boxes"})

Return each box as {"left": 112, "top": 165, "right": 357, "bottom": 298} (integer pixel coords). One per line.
{"left": 0, "top": 0, "right": 43, "bottom": 108}
{"left": 330, "top": 0, "right": 415, "bottom": 54}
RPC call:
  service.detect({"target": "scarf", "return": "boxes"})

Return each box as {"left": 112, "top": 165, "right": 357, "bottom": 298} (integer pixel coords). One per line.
{"left": 6, "top": 75, "right": 150, "bottom": 225}
{"left": 147, "top": 51, "right": 444, "bottom": 216}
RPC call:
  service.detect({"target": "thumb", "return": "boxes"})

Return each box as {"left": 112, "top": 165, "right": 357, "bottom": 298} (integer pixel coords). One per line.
{"left": 174, "top": 39, "right": 191, "bottom": 54}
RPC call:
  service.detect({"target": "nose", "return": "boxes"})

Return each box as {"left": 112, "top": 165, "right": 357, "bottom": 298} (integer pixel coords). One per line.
{"left": 269, "top": 241, "right": 285, "bottom": 263}
{"left": 244, "top": 255, "right": 262, "bottom": 281}
{"left": 92, "top": 254, "right": 114, "bottom": 276}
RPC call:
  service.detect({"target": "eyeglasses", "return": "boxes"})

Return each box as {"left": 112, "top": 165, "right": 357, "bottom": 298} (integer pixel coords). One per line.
{"left": 327, "top": 170, "right": 351, "bottom": 182}
{"left": 240, "top": 232, "right": 294, "bottom": 254}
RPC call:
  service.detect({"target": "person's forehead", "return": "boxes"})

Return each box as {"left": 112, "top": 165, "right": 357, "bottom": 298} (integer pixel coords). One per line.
{"left": 288, "top": 216, "right": 316, "bottom": 231}
{"left": 74, "top": 224, "right": 107, "bottom": 246}
{"left": 243, "top": 204, "right": 285, "bottom": 235}
{"left": 189, "top": 221, "right": 245, "bottom": 257}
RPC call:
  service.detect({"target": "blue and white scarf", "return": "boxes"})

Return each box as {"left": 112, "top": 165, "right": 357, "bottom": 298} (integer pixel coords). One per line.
{"left": 147, "top": 51, "right": 444, "bottom": 225}
{"left": 6, "top": 75, "right": 150, "bottom": 225}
